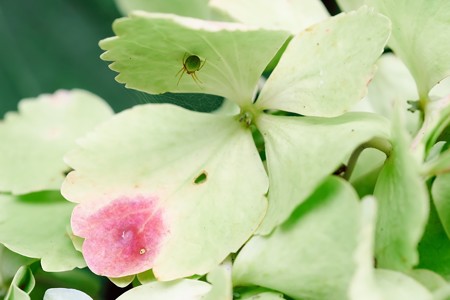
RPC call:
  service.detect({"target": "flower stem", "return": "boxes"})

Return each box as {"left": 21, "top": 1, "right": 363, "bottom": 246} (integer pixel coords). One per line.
{"left": 343, "top": 137, "right": 392, "bottom": 180}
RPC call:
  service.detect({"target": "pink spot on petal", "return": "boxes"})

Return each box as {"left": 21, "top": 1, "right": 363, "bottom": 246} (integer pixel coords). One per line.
{"left": 72, "top": 195, "right": 167, "bottom": 277}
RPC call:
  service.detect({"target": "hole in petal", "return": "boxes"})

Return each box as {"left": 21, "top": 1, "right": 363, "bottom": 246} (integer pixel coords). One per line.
{"left": 194, "top": 171, "right": 208, "bottom": 184}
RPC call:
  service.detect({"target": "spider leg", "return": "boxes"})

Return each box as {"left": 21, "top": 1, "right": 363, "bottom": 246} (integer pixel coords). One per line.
{"left": 175, "top": 66, "right": 185, "bottom": 77}
{"left": 175, "top": 53, "right": 190, "bottom": 86}
{"left": 193, "top": 72, "right": 203, "bottom": 84}
{"left": 176, "top": 68, "right": 186, "bottom": 86}
{"left": 191, "top": 72, "right": 203, "bottom": 89}
{"left": 198, "top": 58, "right": 206, "bottom": 71}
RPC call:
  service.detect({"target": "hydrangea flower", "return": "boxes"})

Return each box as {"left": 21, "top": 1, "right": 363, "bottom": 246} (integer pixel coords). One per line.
{"left": 61, "top": 6, "right": 392, "bottom": 281}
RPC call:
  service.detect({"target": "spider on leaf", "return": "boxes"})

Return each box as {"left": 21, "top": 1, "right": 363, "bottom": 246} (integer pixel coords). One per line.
{"left": 176, "top": 53, "right": 206, "bottom": 86}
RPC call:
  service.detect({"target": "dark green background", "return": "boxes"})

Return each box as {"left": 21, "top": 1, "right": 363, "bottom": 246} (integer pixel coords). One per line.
{"left": 0, "top": 0, "right": 339, "bottom": 117}
{"left": 0, "top": 0, "right": 138, "bottom": 115}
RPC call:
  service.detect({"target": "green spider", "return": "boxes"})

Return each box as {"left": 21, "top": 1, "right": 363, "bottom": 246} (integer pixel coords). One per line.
{"left": 176, "top": 53, "right": 206, "bottom": 85}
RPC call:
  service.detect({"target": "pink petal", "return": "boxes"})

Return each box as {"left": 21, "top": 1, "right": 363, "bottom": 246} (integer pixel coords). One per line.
{"left": 71, "top": 195, "right": 167, "bottom": 277}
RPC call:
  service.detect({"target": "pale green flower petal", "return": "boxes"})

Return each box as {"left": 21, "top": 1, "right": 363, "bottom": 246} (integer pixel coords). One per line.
{"left": 367, "top": 54, "right": 420, "bottom": 134}
{"left": 233, "top": 177, "right": 360, "bottom": 300}
{"left": 203, "top": 258, "right": 232, "bottom": 300}
{"left": 337, "top": 0, "right": 450, "bottom": 98}
{"left": 350, "top": 198, "right": 433, "bottom": 300}
{"left": 407, "top": 269, "right": 448, "bottom": 293}
{"left": 62, "top": 104, "right": 268, "bottom": 280}
{"left": 374, "top": 270, "right": 432, "bottom": 300}
{"left": 374, "top": 111, "right": 429, "bottom": 271}
{"left": 349, "top": 197, "right": 382, "bottom": 300}
{"left": 116, "top": 279, "right": 211, "bottom": 300}
{"left": 108, "top": 275, "right": 135, "bottom": 288}
{"left": 373, "top": 0, "right": 450, "bottom": 98}
{"left": 0, "top": 193, "right": 85, "bottom": 272}
{"left": 100, "top": 12, "right": 289, "bottom": 107}
{"left": 209, "top": 0, "right": 329, "bottom": 34}
{"left": 255, "top": 112, "right": 390, "bottom": 234}
{"left": 0, "top": 90, "right": 113, "bottom": 195}
{"left": 255, "top": 7, "right": 390, "bottom": 117}
{"left": 241, "top": 292, "right": 285, "bottom": 300}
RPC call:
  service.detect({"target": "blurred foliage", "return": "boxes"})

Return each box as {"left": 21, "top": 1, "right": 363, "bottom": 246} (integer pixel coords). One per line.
{"left": 29, "top": 264, "right": 102, "bottom": 300}
{"left": 0, "top": 0, "right": 135, "bottom": 115}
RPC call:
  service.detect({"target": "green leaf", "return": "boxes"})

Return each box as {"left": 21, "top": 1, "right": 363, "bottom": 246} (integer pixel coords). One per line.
{"left": 209, "top": 0, "right": 329, "bottom": 34}
{"left": 0, "top": 90, "right": 113, "bottom": 195}
{"left": 43, "top": 288, "right": 93, "bottom": 300}
{"left": 0, "top": 192, "right": 85, "bottom": 272}
{"left": 116, "top": 279, "right": 211, "bottom": 300}
{"left": 4, "top": 266, "right": 34, "bottom": 300}
{"left": 0, "top": 246, "right": 36, "bottom": 295}
{"left": 255, "top": 112, "right": 390, "bottom": 234}
{"left": 373, "top": 113, "right": 429, "bottom": 271}
{"left": 100, "top": 12, "right": 289, "bottom": 107}
{"left": 115, "top": 0, "right": 210, "bottom": 19}
{"left": 432, "top": 174, "right": 450, "bottom": 239}
{"left": 62, "top": 104, "right": 268, "bottom": 280}
{"left": 233, "top": 177, "right": 361, "bottom": 300}
{"left": 418, "top": 200, "right": 450, "bottom": 280}
{"left": 255, "top": 7, "right": 391, "bottom": 117}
